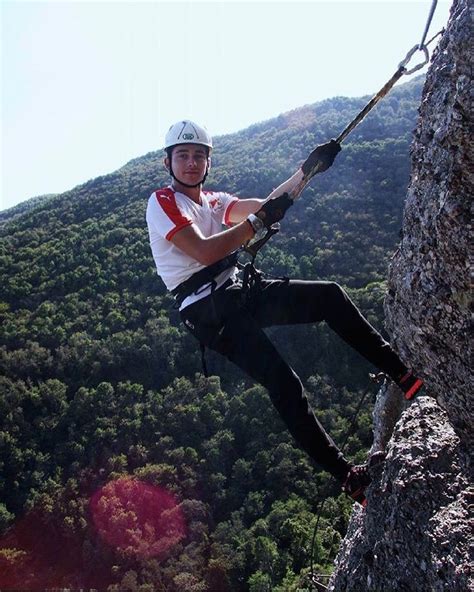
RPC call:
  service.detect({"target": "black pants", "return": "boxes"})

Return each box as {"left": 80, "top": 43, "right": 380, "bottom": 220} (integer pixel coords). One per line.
{"left": 180, "top": 278, "right": 407, "bottom": 482}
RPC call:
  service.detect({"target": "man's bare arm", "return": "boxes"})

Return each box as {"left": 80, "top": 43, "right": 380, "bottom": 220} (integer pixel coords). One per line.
{"left": 171, "top": 220, "right": 254, "bottom": 266}
{"left": 228, "top": 169, "right": 303, "bottom": 224}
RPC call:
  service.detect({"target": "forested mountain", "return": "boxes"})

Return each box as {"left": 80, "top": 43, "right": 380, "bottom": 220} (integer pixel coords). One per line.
{"left": 0, "top": 194, "right": 57, "bottom": 225}
{"left": 1, "top": 76, "right": 423, "bottom": 590}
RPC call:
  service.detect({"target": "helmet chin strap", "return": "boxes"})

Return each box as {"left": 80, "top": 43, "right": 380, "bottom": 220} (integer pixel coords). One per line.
{"left": 169, "top": 162, "right": 209, "bottom": 188}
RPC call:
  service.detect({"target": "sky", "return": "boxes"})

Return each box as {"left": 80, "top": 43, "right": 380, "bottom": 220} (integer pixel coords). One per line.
{"left": 1, "top": 0, "right": 452, "bottom": 211}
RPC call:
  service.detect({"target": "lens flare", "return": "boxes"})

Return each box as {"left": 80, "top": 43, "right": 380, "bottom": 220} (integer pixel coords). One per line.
{"left": 90, "top": 477, "right": 186, "bottom": 559}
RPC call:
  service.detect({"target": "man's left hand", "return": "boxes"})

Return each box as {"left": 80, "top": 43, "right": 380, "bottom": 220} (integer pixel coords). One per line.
{"left": 302, "top": 139, "right": 341, "bottom": 175}
{"left": 256, "top": 192, "right": 294, "bottom": 228}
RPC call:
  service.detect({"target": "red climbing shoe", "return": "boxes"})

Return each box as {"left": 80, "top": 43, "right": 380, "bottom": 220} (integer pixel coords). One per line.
{"left": 398, "top": 371, "right": 424, "bottom": 400}
{"left": 342, "top": 451, "right": 386, "bottom": 507}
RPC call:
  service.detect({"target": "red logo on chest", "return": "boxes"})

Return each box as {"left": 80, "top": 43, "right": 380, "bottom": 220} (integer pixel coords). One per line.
{"left": 210, "top": 198, "right": 223, "bottom": 212}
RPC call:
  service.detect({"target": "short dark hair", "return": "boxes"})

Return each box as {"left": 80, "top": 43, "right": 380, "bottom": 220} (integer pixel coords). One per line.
{"left": 166, "top": 145, "right": 210, "bottom": 160}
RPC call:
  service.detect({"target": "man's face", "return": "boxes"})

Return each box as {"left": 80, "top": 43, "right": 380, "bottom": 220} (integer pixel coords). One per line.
{"left": 166, "top": 143, "right": 210, "bottom": 185}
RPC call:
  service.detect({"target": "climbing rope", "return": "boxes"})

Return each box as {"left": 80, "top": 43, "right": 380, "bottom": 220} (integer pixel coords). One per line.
{"left": 336, "top": 0, "right": 441, "bottom": 145}
{"left": 334, "top": 45, "right": 426, "bottom": 146}
{"left": 336, "top": 1, "right": 441, "bottom": 146}
{"left": 419, "top": 0, "right": 439, "bottom": 49}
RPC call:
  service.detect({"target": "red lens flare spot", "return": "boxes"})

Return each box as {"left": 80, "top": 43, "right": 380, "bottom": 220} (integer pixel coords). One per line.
{"left": 90, "top": 477, "right": 186, "bottom": 559}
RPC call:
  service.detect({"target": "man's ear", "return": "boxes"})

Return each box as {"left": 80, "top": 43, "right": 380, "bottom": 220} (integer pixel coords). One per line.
{"left": 164, "top": 156, "right": 170, "bottom": 171}
{"left": 207, "top": 156, "right": 211, "bottom": 172}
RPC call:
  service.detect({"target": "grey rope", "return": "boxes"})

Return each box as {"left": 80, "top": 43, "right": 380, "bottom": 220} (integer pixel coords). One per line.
{"left": 419, "top": 0, "right": 439, "bottom": 49}
{"left": 336, "top": 0, "right": 441, "bottom": 146}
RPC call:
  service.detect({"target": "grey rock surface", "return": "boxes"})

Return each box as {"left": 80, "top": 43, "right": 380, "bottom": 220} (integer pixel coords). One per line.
{"left": 384, "top": 0, "right": 472, "bottom": 443}
{"left": 331, "top": 398, "right": 471, "bottom": 591}
{"left": 329, "top": 1, "right": 472, "bottom": 590}
{"left": 370, "top": 381, "right": 408, "bottom": 455}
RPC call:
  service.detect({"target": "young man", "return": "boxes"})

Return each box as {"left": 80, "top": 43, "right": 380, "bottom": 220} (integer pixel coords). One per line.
{"left": 146, "top": 120, "right": 424, "bottom": 505}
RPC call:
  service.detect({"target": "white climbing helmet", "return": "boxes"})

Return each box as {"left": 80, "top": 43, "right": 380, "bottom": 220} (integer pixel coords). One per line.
{"left": 164, "top": 120, "right": 213, "bottom": 151}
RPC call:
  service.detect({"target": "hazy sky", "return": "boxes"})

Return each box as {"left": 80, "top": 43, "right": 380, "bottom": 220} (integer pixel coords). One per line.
{"left": 2, "top": 0, "right": 452, "bottom": 210}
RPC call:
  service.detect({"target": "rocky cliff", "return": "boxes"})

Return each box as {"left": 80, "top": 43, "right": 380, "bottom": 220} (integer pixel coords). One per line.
{"left": 329, "top": 1, "right": 472, "bottom": 590}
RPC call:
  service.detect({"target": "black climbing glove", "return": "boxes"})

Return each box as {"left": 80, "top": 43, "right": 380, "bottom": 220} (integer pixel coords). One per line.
{"left": 256, "top": 192, "right": 293, "bottom": 229}
{"left": 301, "top": 139, "right": 341, "bottom": 175}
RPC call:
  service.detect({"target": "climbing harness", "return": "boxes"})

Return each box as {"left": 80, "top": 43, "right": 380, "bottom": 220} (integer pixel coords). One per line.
{"left": 171, "top": 251, "right": 239, "bottom": 308}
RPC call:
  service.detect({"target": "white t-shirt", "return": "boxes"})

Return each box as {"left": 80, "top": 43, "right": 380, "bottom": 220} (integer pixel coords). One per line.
{"left": 146, "top": 186, "right": 240, "bottom": 309}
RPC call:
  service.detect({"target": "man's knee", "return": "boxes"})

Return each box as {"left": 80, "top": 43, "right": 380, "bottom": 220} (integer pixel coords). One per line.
{"left": 325, "top": 281, "right": 346, "bottom": 301}
{"left": 317, "top": 281, "right": 349, "bottom": 316}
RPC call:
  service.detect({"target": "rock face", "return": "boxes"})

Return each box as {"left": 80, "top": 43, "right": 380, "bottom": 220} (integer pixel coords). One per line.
{"left": 329, "top": 1, "right": 472, "bottom": 590}
{"left": 330, "top": 397, "right": 471, "bottom": 592}
{"left": 385, "top": 0, "right": 472, "bottom": 443}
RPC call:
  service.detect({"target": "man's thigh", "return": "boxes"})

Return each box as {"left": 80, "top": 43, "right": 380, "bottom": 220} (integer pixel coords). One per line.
{"left": 248, "top": 278, "right": 336, "bottom": 327}
{"left": 210, "top": 304, "right": 299, "bottom": 395}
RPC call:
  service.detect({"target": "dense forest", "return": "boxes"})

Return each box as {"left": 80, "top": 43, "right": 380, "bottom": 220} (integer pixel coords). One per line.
{"left": 0, "top": 77, "right": 423, "bottom": 590}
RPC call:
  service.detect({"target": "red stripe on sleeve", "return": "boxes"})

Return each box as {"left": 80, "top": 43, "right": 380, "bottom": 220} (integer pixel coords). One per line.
{"left": 224, "top": 198, "right": 239, "bottom": 226}
{"left": 155, "top": 189, "right": 193, "bottom": 240}
{"left": 166, "top": 221, "right": 193, "bottom": 241}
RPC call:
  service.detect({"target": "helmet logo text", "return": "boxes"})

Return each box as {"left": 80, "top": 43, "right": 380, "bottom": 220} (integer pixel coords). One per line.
{"left": 182, "top": 133, "right": 195, "bottom": 140}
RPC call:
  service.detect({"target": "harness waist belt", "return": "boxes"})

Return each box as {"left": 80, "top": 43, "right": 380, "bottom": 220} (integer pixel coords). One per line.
{"left": 171, "top": 251, "right": 239, "bottom": 307}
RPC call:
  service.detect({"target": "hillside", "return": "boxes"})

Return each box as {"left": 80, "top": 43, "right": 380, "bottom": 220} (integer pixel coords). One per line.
{"left": 1, "top": 77, "right": 427, "bottom": 589}
{"left": 0, "top": 194, "right": 57, "bottom": 225}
